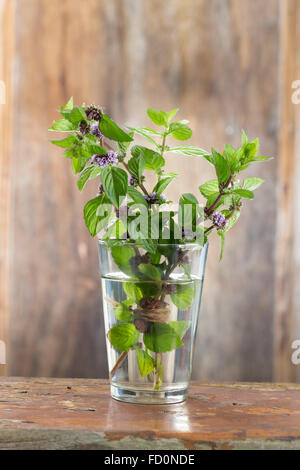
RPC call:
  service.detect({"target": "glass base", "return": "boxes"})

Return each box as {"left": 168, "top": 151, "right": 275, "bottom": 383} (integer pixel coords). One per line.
{"left": 110, "top": 384, "right": 188, "bottom": 404}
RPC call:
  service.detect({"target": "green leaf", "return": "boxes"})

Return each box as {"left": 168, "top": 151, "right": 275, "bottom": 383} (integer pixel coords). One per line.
{"left": 131, "top": 146, "right": 165, "bottom": 170}
{"left": 111, "top": 245, "right": 135, "bottom": 275}
{"left": 77, "top": 165, "right": 102, "bottom": 191}
{"left": 165, "top": 108, "right": 179, "bottom": 124}
{"left": 179, "top": 193, "right": 199, "bottom": 205}
{"left": 152, "top": 176, "right": 176, "bottom": 196}
{"left": 231, "top": 188, "right": 254, "bottom": 199}
{"left": 168, "top": 146, "right": 210, "bottom": 158}
{"left": 114, "top": 302, "right": 133, "bottom": 322}
{"left": 167, "top": 321, "right": 190, "bottom": 339}
{"left": 170, "top": 284, "right": 194, "bottom": 310}
{"left": 62, "top": 97, "right": 74, "bottom": 111}
{"left": 48, "top": 119, "right": 76, "bottom": 132}
{"left": 212, "top": 148, "right": 231, "bottom": 184}
{"left": 100, "top": 114, "right": 133, "bottom": 142}
{"left": 102, "top": 166, "right": 128, "bottom": 208}
{"left": 70, "top": 107, "right": 87, "bottom": 126}
{"left": 199, "top": 180, "right": 219, "bottom": 198}
{"left": 143, "top": 323, "right": 183, "bottom": 353}
{"left": 138, "top": 263, "right": 161, "bottom": 281}
{"left": 72, "top": 156, "right": 89, "bottom": 174}
{"left": 49, "top": 135, "right": 77, "bottom": 148}
{"left": 127, "top": 187, "right": 148, "bottom": 206}
{"left": 168, "top": 122, "right": 192, "bottom": 141}
{"left": 135, "top": 348, "right": 155, "bottom": 377}
{"left": 147, "top": 108, "right": 168, "bottom": 127}
{"left": 108, "top": 323, "right": 139, "bottom": 351}
{"left": 118, "top": 131, "right": 134, "bottom": 154}
{"left": 243, "top": 177, "right": 264, "bottom": 191}
{"left": 123, "top": 282, "right": 143, "bottom": 303}
{"left": 224, "top": 210, "right": 240, "bottom": 233}
{"left": 127, "top": 127, "right": 159, "bottom": 147}
{"left": 136, "top": 238, "right": 158, "bottom": 254}
{"left": 127, "top": 154, "right": 145, "bottom": 180}
{"left": 83, "top": 195, "right": 112, "bottom": 237}
{"left": 241, "top": 129, "right": 248, "bottom": 147}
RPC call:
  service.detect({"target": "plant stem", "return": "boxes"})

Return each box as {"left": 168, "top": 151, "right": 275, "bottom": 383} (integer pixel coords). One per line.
{"left": 110, "top": 351, "right": 128, "bottom": 378}
{"left": 121, "top": 161, "right": 149, "bottom": 196}
{"left": 205, "top": 175, "right": 232, "bottom": 216}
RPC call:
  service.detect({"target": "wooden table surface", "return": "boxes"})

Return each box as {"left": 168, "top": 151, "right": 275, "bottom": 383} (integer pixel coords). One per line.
{"left": 0, "top": 378, "right": 300, "bottom": 450}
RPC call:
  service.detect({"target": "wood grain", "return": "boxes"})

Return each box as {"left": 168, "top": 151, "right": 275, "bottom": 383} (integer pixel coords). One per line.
{"left": 0, "top": 377, "right": 300, "bottom": 450}
{"left": 274, "top": 0, "right": 300, "bottom": 382}
{"left": 4, "top": 0, "right": 295, "bottom": 382}
{"left": 0, "top": 0, "right": 15, "bottom": 376}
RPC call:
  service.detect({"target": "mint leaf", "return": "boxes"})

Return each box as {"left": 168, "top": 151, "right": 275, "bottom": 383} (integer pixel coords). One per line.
{"left": 108, "top": 323, "right": 139, "bottom": 351}
{"left": 138, "top": 263, "right": 161, "bottom": 281}
{"left": 168, "top": 122, "right": 192, "bottom": 141}
{"left": 127, "top": 187, "right": 148, "bottom": 206}
{"left": 131, "top": 145, "right": 165, "bottom": 170}
{"left": 128, "top": 154, "right": 145, "bottom": 180}
{"left": 102, "top": 166, "right": 128, "bottom": 208}
{"left": 50, "top": 135, "right": 77, "bottom": 148}
{"left": 135, "top": 348, "right": 155, "bottom": 377}
{"left": 212, "top": 148, "right": 230, "bottom": 184}
{"left": 123, "top": 282, "right": 143, "bottom": 302}
{"left": 84, "top": 195, "right": 112, "bottom": 237}
{"left": 111, "top": 245, "right": 135, "bottom": 275}
{"left": 100, "top": 114, "right": 133, "bottom": 142}
{"left": 114, "top": 302, "right": 133, "bottom": 322}
{"left": 143, "top": 323, "right": 183, "bottom": 353}
{"left": 70, "top": 107, "right": 87, "bottom": 126}
{"left": 170, "top": 284, "right": 194, "bottom": 310}
{"left": 243, "top": 177, "right": 264, "bottom": 191}
{"left": 168, "top": 146, "right": 210, "bottom": 158}
{"left": 62, "top": 97, "right": 73, "bottom": 111}
{"left": 199, "top": 180, "right": 219, "bottom": 198}
{"left": 48, "top": 119, "right": 76, "bottom": 132}
{"left": 167, "top": 321, "right": 190, "bottom": 339}
{"left": 165, "top": 108, "right": 179, "bottom": 124}
{"left": 147, "top": 108, "right": 168, "bottom": 127}
{"left": 231, "top": 188, "right": 254, "bottom": 199}
{"left": 152, "top": 176, "right": 176, "bottom": 196}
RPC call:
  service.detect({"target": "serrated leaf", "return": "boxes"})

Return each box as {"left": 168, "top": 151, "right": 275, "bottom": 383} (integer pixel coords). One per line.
{"left": 243, "top": 177, "right": 264, "bottom": 191}
{"left": 114, "top": 302, "right": 133, "bottom": 322}
{"left": 212, "top": 148, "right": 231, "bottom": 184}
{"left": 128, "top": 154, "right": 145, "bottom": 180}
{"left": 199, "top": 180, "right": 219, "bottom": 198}
{"left": 135, "top": 348, "right": 155, "bottom": 377}
{"left": 138, "top": 263, "right": 161, "bottom": 281}
{"left": 100, "top": 114, "right": 133, "bottom": 142}
{"left": 152, "top": 176, "right": 176, "bottom": 196}
{"left": 123, "top": 282, "right": 143, "bottom": 302}
{"left": 170, "top": 284, "right": 194, "bottom": 310}
{"left": 231, "top": 188, "right": 254, "bottom": 199}
{"left": 165, "top": 108, "right": 179, "bottom": 124}
{"left": 108, "top": 323, "right": 139, "bottom": 351}
{"left": 111, "top": 245, "right": 135, "bottom": 275}
{"left": 167, "top": 321, "right": 190, "bottom": 339}
{"left": 147, "top": 108, "right": 168, "bottom": 127}
{"left": 127, "top": 187, "right": 148, "bottom": 206}
{"left": 102, "top": 166, "right": 128, "bottom": 208}
{"left": 168, "top": 122, "right": 192, "bottom": 141}
{"left": 131, "top": 145, "right": 165, "bottom": 170}
{"left": 49, "top": 135, "right": 77, "bottom": 148}
{"left": 48, "top": 119, "right": 76, "bottom": 132}
{"left": 143, "top": 323, "right": 183, "bottom": 353}
{"left": 83, "top": 195, "right": 112, "bottom": 237}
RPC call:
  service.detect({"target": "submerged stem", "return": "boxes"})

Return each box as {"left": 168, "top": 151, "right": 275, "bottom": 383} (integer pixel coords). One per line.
{"left": 110, "top": 351, "right": 128, "bottom": 378}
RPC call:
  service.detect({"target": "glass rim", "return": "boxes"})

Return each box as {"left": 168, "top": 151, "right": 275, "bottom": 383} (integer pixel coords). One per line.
{"left": 97, "top": 239, "right": 209, "bottom": 250}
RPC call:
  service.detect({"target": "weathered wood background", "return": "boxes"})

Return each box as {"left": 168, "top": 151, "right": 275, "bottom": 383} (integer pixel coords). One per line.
{"left": 0, "top": 0, "right": 299, "bottom": 381}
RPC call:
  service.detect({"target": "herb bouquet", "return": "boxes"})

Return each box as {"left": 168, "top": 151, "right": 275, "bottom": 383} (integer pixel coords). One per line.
{"left": 49, "top": 98, "right": 270, "bottom": 404}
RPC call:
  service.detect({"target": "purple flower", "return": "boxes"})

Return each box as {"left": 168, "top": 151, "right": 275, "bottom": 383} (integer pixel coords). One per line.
{"left": 85, "top": 105, "right": 102, "bottom": 121}
{"left": 212, "top": 212, "right": 228, "bottom": 230}
{"left": 78, "top": 120, "right": 90, "bottom": 135}
{"left": 91, "top": 123, "right": 103, "bottom": 138}
{"left": 91, "top": 151, "right": 119, "bottom": 168}
{"left": 129, "top": 175, "right": 138, "bottom": 187}
{"left": 145, "top": 192, "right": 157, "bottom": 204}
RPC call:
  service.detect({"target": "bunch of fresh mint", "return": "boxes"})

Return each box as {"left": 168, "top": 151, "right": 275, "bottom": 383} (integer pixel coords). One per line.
{"left": 48, "top": 98, "right": 270, "bottom": 387}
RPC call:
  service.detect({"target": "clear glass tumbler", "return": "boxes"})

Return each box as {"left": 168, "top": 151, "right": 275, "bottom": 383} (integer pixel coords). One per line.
{"left": 98, "top": 241, "right": 208, "bottom": 404}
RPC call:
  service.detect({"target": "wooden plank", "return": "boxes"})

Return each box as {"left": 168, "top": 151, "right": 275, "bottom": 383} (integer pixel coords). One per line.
{"left": 0, "top": 0, "right": 16, "bottom": 376}
{"left": 0, "top": 378, "right": 300, "bottom": 449}
{"left": 274, "top": 0, "right": 299, "bottom": 382}
{"left": 8, "top": 0, "right": 279, "bottom": 381}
